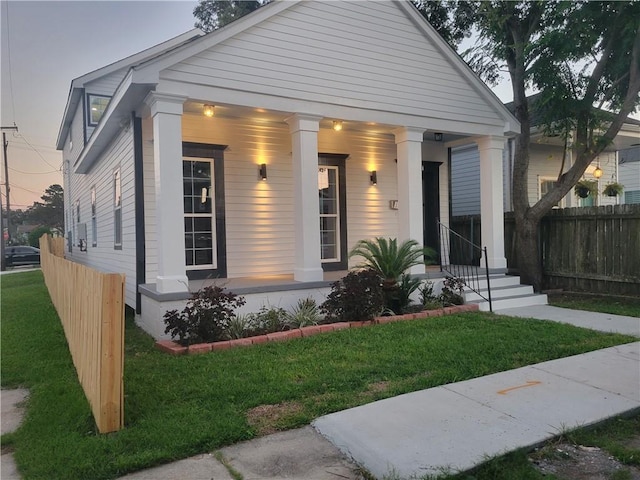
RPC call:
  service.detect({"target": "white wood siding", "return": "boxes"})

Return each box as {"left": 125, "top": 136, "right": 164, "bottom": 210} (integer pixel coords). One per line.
{"left": 163, "top": 1, "right": 501, "bottom": 125}
{"left": 143, "top": 115, "right": 401, "bottom": 279}
{"left": 66, "top": 122, "right": 137, "bottom": 308}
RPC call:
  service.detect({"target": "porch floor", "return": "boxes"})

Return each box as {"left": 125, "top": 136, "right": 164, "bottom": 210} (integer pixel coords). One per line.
{"left": 189, "top": 266, "right": 447, "bottom": 295}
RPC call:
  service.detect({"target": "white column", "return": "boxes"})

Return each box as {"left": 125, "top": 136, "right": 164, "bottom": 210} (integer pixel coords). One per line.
{"left": 145, "top": 92, "right": 189, "bottom": 293}
{"left": 285, "top": 114, "right": 324, "bottom": 282}
{"left": 477, "top": 135, "right": 508, "bottom": 269}
{"left": 394, "top": 127, "right": 425, "bottom": 275}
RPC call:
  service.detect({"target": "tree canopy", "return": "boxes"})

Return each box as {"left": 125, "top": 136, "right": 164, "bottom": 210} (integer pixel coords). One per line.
{"left": 194, "top": 0, "right": 264, "bottom": 32}
{"left": 26, "top": 184, "right": 64, "bottom": 234}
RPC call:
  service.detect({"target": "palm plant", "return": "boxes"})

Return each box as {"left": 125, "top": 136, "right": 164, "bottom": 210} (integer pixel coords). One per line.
{"left": 349, "top": 237, "right": 436, "bottom": 290}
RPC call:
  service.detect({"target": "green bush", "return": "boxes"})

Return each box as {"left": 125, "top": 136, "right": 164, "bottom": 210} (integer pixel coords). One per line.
{"left": 440, "top": 276, "right": 465, "bottom": 306}
{"left": 286, "top": 298, "right": 321, "bottom": 328}
{"left": 163, "top": 286, "right": 246, "bottom": 345}
{"left": 320, "top": 269, "right": 385, "bottom": 322}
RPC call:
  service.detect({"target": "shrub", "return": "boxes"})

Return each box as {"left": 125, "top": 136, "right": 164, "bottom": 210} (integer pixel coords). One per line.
{"left": 419, "top": 280, "right": 441, "bottom": 310}
{"left": 286, "top": 298, "right": 321, "bottom": 328}
{"left": 440, "top": 276, "right": 465, "bottom": 306}
{"left": 226, "top": 314, "right": 253, "bottom": 339}
{"left": 390, "top": 274, "right": 422, "bottom": 314}
{"left": 320, "top": 269, "right": 385, "bottom": 322}
{"left": 252, "top": 305, "right": 288, "bottom": 334}
{"left": 163, "top": 286, "right": 246, "bottom": 345}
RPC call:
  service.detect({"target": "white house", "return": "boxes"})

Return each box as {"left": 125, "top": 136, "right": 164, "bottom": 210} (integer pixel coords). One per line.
{"left": 56, "top": 0, "right": 519, "bottom": 338}
{"left": 618, "top": 146, "right": 640, "bottom": 204}
{"left": 451, "top": 102, "right": 640, "bottom": 216}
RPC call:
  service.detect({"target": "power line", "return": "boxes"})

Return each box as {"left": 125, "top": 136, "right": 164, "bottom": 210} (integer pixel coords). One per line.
{"left": 14, "top": 133, "right": 61, "bottom": 171}
{"left": 9, "top": 166, "right": 60, "bottom": 175}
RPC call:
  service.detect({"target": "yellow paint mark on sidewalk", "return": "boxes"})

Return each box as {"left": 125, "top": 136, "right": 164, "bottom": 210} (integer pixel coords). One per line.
{"left": 497, "top": 380, "right": 542, "bottom": 395}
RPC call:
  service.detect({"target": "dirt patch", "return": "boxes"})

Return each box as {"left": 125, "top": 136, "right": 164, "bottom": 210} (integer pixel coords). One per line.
{"left": 530, "top": 442, "right": 640, "bottom": 480}
{"left": 246, "top": 401, "right": 304, "bottom": 436}
{"left": 366, "top": 381, "right": 391, "bottom": 394}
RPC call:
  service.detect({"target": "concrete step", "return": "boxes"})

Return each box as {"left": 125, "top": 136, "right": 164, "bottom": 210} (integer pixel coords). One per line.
{"left": 462, "top": 274, "right": 522, "bottom": 290}
{"left": 463, "top": 284, "right": 534, "bottom": 302}
{"left": 471, "top": 293, "right": 549, "bottom": 312}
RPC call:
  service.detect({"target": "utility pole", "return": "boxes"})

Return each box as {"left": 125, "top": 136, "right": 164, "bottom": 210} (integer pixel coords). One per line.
{"left": 1, "top": 125, "right": 19, "bottom": 271}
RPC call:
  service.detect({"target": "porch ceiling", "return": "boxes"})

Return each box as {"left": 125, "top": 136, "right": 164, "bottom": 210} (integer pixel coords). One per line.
{"left": 182, "top": 100, "right": 468, "bottom": 143}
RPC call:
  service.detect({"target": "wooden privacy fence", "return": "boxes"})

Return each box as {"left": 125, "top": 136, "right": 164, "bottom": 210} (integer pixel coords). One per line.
{"left": 451, "top": 204, "right": 640, "bottom": 296}
{"left": 39, "top": 234, "right": 125, "bottom": 433}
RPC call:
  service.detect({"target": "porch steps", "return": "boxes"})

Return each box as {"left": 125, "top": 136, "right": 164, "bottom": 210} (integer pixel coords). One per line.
{"left": 463, "top": 274, "right": 548, "bottom": 312}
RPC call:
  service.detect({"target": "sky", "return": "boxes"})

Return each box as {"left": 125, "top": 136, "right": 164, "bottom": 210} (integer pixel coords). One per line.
{"left": 1, "top": 0, "right": 199, "bottom": 210}
{"left": 0, "top": 0, "right": 529, "bottom": 212}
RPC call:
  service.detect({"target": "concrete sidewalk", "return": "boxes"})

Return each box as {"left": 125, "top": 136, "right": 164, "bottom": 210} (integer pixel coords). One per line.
{"left": 495, "top": 304, "right": 640, "bottom": 337}
{"left": 313, "top": 341, "right": 640, "bottom": 479}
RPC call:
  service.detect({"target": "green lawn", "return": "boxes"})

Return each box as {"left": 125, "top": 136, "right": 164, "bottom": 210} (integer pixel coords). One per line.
{"left": 549, "top": 292, "right": 640, "bottom": 318}
{"left": 1, "top": 270, "right": 636, "bottom": 480}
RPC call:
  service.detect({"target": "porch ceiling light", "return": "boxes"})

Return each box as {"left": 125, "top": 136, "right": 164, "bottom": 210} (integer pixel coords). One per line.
{"left": 434, "top": 132, "right": 443, "bottom": 142}
{"left": 259, "top": 163, "right": 267, "bottom": 181}
{"left": 593, "top": 166, "right": 603, "bottom": 178}
{"left": 203, "top": 104, "right": 215, "bottom": 117}
{"left": 370, "top": 170, "right": 377, "bottom": 186}
{"left": 332, "top": 120, "right": 343, "bottom": 132}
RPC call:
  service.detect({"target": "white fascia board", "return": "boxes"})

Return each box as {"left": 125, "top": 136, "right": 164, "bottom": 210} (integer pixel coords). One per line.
{"left": 395, "top": 0, "right": 520, "bottom": 137}
{"left": 56, "top": 87, "right": 83, "bottom": 150}
{"left": 56, "top": 29, "right": 203, "bottom": 150}
{"left": 73, "top": 70, "right": 154, "bottom": 174}
{"left": 131, "top": 0, "right": 300, "bottom": 84}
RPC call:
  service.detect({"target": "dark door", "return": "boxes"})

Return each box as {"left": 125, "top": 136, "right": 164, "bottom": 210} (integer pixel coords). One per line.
{"left": 422, "top": 162, "right": 441, "bottom": 255}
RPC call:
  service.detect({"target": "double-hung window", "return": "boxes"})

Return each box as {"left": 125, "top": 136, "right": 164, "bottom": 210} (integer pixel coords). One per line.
{"left": 91, "top": 186, "right": 97, "bottom": 247}
{"left": 114, "top": 168, "right": 122, "bottom": 249}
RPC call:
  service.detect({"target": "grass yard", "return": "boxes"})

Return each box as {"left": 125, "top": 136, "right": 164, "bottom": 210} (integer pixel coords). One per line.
{"left": 1, "top": 271, "right": 637, "bottom": 480}
{"left": 441, "top": 414, "right": 640, "bottom": 480}
{"left": 549, "top": 292, "right": 640, "bottom": 318}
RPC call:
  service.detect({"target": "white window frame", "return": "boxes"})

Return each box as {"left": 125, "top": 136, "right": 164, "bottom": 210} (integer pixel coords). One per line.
{"left": 538, "top": 176, "right": 565, "bottom": 209}
{"left": 113, "top": 168, "right": 122, "bottom": 249}
{"left": 91, "top": 185, "right": 97, "bottom": 247}
{"left": 319, "top": 165, "right": 341, "bottom": 263}
{"left": 183, "top": 158, "right": 216, "bottom": 270}
{"left": 87, "top": 94, "right": 111, "bottom": 127}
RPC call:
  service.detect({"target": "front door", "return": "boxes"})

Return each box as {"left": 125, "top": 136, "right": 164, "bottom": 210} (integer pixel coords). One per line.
{"left": 318, "top": 154, "right": 348, "bottom": 271}
{"left": 422, "top": 161, "right": 441, "bottom": 257}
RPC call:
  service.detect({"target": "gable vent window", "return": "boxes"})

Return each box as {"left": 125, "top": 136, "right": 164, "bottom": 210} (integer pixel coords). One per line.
{"left": 87, "top": 94, "right": 111, "bottom": 126}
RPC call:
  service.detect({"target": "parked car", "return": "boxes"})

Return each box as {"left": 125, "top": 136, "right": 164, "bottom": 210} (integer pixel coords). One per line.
{"left": 5, "top": 246, "right": 41, "bottom": 267}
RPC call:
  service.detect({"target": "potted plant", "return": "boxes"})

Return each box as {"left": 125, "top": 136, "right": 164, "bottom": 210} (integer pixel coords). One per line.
{"left": 574, "top": 179, "right": 598, "bottom": 198}
{"left": 602, "top": 182, "right": 623, "bottom": 197}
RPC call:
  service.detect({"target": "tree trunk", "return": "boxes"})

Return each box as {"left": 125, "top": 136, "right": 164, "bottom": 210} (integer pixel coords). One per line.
{"left": 515, "top": 214, "right": 543, "bottom": 291}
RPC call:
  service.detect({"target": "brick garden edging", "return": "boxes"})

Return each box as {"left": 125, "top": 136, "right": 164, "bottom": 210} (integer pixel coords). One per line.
{"left": 155, "top": 304, "right": 479, "bottom": 356}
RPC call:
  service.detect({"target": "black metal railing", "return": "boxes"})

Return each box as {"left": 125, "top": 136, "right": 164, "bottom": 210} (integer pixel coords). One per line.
{"left": 438, "top": 221, "right": 493, "bottom": 312}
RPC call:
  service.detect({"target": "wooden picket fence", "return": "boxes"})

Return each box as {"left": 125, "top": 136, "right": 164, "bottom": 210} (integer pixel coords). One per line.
{"left": 39, "top": 235, "right": 125, "bottom": 433}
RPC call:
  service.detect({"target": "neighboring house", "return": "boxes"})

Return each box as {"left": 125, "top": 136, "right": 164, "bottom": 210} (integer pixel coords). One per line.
{"left": 56, "top": 0, "right": 519, "bottom": 338}
{"left": 618, "top": 146, "right": 640, "bottom": 204}
{"left": 450, "top": 100, "right": 640, "bottom": 215}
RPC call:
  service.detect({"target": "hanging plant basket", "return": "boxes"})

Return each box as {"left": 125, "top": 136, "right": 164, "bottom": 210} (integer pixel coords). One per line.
{"left": 574, "top": 180, "right": 598, "bottom": 199}
{"left": 603, "top": 182, "right": 623, "bottom": 197}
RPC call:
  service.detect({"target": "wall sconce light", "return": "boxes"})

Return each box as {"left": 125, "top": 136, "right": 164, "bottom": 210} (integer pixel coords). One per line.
{"left": 332, "top": 120, "right": 343, "bottom": 132}
{"left": 203, "top": 104, "right": 215, "bottom": 117}
{"left": 259, "top": 163, "right": 267, "bottom": 181}
{"left": 434, "top": 132, "right": 443, "bottom": 142}
{"left": 593, "top": 165, "right": 603, "bottom": 179}
{"left": 370, "top": 170, "right": 377, "bottom": 185}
